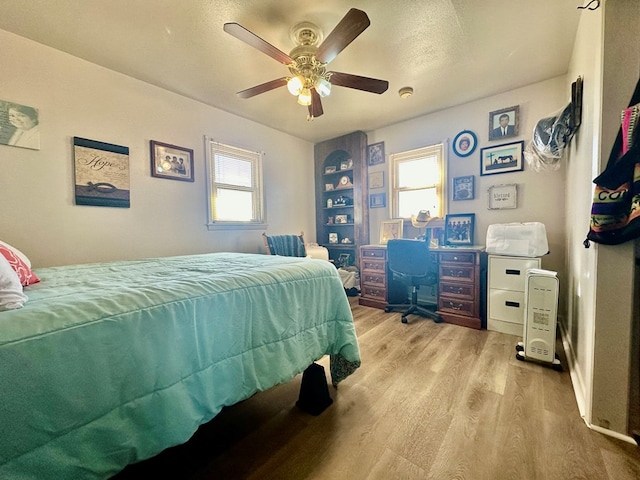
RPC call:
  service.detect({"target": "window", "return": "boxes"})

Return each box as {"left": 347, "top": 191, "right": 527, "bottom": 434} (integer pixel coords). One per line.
{"left": 390, "top": 143, "right": 446, "bottom": 219}
{"left": 206, "top": 140, "right": 264, "bottom": 227}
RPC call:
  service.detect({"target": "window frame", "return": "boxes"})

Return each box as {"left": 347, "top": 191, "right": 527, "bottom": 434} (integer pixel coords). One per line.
{"left": 390, "top": 143, "right": 447, "bottom": 220}
{"left": 205, "top": 138, "right": 265, "bottom": 230}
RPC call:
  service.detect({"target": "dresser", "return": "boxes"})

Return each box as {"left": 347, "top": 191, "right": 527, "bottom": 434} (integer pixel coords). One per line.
{"left": 359, "top": 245, "right": 485, "bottom": 329}
{"left": 487, "top": 254, "right": 541, "bottom": 335}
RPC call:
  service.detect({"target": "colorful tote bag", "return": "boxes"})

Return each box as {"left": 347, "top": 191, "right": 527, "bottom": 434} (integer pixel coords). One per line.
{"left": 585, "top": 78, "right": 640, "bottom": 246}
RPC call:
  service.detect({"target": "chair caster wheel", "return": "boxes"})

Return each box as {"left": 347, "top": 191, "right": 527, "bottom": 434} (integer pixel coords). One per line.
{"left": 384, "top": 307, "right": 391, "bottom": 313}
{"left": 433, "top": 315, "right": 443, "bottom": 323}
{"left": 401, "top": 316, "right": 408, "bottom": 324}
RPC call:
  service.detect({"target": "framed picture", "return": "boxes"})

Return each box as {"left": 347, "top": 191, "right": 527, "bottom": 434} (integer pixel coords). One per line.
{"left": 0, "top": 99, "right": 40, "bottom": 150}
{"left": 367, "top": 141, "right": 385, "bottom": 166}
{"left": 328, "top": 232, "right": 339, "bottom": 244}
{"left": 452, "top": 130, "right": 477, "bottom": 157}
{"left": 380, "top": 219, "right": 403, "bottom": 244}
{"left": 325, "top": 183, "right": 334, "bottom": 191}
{"left": 324, "top": 165, "right": 336, "bottom": 174}
{"left": 150, "top": 140, "right": 194, "bottom": 182}
{"left": 480, "top": 141, "right": 524, "bottom": 176}
{"left": 368, "top": 171, "right": 384, "bottom": 189}
{"left": 369, "top": 192, "right": 386, "bottom": 208}
{"left": 488, "top": 183, "right": 518, "bottom": 209}
{"left": 340, "top": 159, "right": 353, "bottom": 170}
{"left": 444, "top": 213, "right": 475, "bottom": 246}
{"left": 335, "top": 214, "right": 349, "bottom": 224}
{"left": 337, "top": 253, "right": 352, "bottom": 268}
{"left": 453, "top": 175, "right": 475, "bottom": 201}
{"left": 488, "top": 105, "right": 519, "bottom": 140}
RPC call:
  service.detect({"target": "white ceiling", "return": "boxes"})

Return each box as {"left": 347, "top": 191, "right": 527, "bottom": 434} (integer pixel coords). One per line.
{"left": 0, "top": 0, "right": 583, "bottom": 143}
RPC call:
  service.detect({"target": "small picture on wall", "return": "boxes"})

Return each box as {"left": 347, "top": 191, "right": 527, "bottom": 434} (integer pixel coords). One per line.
{"left": 452, "top": 130, "right": 477, "bottom": 157}
{"left": 489, "top": 105, "right": 519, "bottom": 141}
{"left": 369, "top": 192, "right": 386, "bottom": 208}
{"left": 0, "top": 99, "right": 40, "bottom": 150}
{"left": 150, "top": 140, "right": 194, "bottom": 182}
{"left": 367, "top": 141, "right": 385, "bottom": 166}
{"left": 453, "top": 175, "right": 474, "bottom": 201}
{"left": 480, "top": 141, "right": 524, "bottom": 176}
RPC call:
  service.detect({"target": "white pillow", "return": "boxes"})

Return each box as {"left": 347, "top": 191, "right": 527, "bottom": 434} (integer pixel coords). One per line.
{"left": 0, "top": 240, "right": 31, "bottom": 268}
{"left": 0, "top": 254, "right": 27, "bottom": 310}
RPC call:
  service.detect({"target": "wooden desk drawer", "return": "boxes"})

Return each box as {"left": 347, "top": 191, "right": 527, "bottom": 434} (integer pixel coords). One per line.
{"left": 438, "top": 297, "right": 476, "bottom": 317}
{"left": 362, "top": 258, "right": 386, "bottom": 272}
{"left": 362, "top": 271, "right": 386, "bottom": 286}
{"left": 439, "top": 281, "right": 475, "bottom": 301}
{"left": 361, "top": 285, "right": 387, "bottom": 300}
{"left": 361, "top": 248, "right": 386, "bottom": 260}
{"left": 439, "top": 252, "right": 475, "bottom": 264}
{"left": 439, "top": 264, "right": 476, "bottom": 283}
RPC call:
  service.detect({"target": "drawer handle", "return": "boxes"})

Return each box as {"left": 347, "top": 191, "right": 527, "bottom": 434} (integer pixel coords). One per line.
{"left": 447, "top": 301, "right": 463, "bottom": 310}
{"left": 505, "top": 269, "right": 521, "bottom": 275}
{"left": 452, "top": 270, "right": 465, "bottom": 277}
{"left": 505, "top": 301, "right": 520, "bottom": 308}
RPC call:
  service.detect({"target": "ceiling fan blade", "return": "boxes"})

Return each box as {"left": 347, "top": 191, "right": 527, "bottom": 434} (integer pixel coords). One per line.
{"left": 236, "top": 78, "right": 288, "bottom": 99}
{"left": 329, "top": 72, "right": 389, "bottom": 94}
{"left": 223, "top": 22, "right": 293, "bottom": 65}
{"left": 316, "top": 8, "right": 370, "bottom": 64}
{"left": 308, "top": 88, "right": 324, "bottom": 118}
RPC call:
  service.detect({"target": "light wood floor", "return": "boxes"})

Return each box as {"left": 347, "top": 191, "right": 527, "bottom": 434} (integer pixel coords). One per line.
{"left": 115, "top": 297, "right": 640, "bottom": 480}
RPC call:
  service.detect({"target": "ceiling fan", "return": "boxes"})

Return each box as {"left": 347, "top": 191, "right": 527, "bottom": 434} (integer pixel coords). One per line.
{"left": 223, "top": 8, "right": 389, "bottom": 120}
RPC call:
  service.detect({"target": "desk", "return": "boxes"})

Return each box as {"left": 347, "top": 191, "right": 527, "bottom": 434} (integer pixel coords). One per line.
{"left": 359, "top": 244, "right": 486, "bottom": 329}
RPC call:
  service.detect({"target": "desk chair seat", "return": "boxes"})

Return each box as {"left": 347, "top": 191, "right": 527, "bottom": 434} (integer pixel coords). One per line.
{"left": 263, "top": 232, "right": 306, "bottom": 257}
{"left": 384, "top": 238, "right": 442, "bottom": 324}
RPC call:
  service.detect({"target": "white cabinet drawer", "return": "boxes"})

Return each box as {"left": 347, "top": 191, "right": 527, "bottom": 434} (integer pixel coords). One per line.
{"left": 488, "top": 289, "right": 525, "bottom": 324}
{"left": 488, "top": 256, "right": 540, "bottom": 291}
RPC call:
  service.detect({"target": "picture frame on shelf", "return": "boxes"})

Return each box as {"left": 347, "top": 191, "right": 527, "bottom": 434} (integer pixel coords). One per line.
{"left": 380, "top": 219, "right": 403, "bottom": 244}
{"left": 488, "top": 183, "right": 518, "bottom": 209}
{"left": 325, "top": 183, "right": 334, "bottom": 191}
{"left": 367, "top": 141, "right": 385, "bottom": 166}
{"left": 488, "top": 105, "right": 519, "bottom": 141}
{"left": 453, "top": 175, "right": 474, "bottom": 201}
{"left": 150, "top": 140, "right": 194, "bottom": 182}
{"left": 324, "top": 165, "right": 336, "bottom": 174}
{"left": 340, "top": 158, "right": 353, "bottom": 170}
{"left": 480, "top": 140, "right": 524, "bottom": 176}
{"left": 328, "top": 232, "right": 339, "bottom": 244}
{"left": 452, "top": 130, "right": 477, "bottom": 157}
{"left": 335, "top": 214, "right": 349, "bottom": 224}
{"left": 369, "top": 192, "right": 386, "bottom": 208}
{"left": 444, "top": 213, "right": 475, "bottom": 246}
{"left": 368, "top": 171, "right": 384, "bottom": 189}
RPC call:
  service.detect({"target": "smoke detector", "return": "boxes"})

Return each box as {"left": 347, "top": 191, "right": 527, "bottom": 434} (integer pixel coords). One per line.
{"left": 398, "top": 86, "right": 413, "bottom": 99}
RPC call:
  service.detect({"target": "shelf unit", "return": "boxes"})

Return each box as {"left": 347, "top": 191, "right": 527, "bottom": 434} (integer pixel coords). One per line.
{"left": 314, "top": 131, "right": 369, "bottom": 268}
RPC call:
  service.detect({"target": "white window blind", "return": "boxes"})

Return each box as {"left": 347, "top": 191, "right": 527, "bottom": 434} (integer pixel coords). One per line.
{"left": 391, "top": 143, "right": 446, "bottom": 219}
{"left": 206, "top": 140, "right": 263, "bottom": 226}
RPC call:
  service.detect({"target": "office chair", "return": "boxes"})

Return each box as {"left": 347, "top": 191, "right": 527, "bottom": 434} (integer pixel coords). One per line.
{"left": 384, "top": 238, "right": 442, "bottom": 324}
{"left": 262, "top": 232, "right": 306, "bottom": 257}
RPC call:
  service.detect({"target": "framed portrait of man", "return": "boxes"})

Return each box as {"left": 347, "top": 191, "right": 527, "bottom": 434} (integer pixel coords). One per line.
{"left": 489, "top": 105, "right": 519, "bottom": 141}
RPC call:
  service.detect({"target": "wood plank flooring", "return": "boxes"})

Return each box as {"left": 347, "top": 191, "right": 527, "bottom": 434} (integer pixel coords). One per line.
{"left": 114, "top": 297, "right": 640, "bottom": 479}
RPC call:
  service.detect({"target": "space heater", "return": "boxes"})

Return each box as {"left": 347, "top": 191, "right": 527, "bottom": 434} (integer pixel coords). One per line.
{"left": 516, "top": 268, "right": 562, "bottom": 370}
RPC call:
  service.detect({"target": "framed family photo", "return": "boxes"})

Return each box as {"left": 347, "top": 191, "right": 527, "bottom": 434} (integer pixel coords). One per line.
{"left": 488, "top": 105, "right": 519, "bottom": 141}
{"left": 380, "top": 219, "right": 403, "bottom": 244}
{"left": 480, "top": 141, "right": 524, "bottom": 176}
{"left": 444, "top": 213, "right": 475, "bottom": 246}
{"left": 452, "top": 130, "right": 477, "bottom": 157}
{"left": 150, "top": 140, "right": 194, "bottom": 182}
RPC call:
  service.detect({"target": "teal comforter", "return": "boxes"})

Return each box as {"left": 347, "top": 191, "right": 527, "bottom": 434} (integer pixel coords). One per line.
{"left": 0, "top": 253, "right": 360, "bottom": 479}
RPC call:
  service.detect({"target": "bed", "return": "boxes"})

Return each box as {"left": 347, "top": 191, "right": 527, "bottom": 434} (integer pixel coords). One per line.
{"left": 0, "top": 252, "right": 361, "bottom": 480}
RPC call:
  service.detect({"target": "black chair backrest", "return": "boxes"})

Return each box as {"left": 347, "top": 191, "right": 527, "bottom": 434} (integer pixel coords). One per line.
{"left": 387, "top": 238, "right": 434, "bottom": 279}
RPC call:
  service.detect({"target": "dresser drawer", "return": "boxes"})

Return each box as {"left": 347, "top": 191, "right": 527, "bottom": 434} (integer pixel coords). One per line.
{"left": 439, "top": 264, "right": 476, "bottom": 283}
{"left": 361, "top": 248, "right": 386, "bottom": 260}
{"left": 488, "top": 256, "right": 540, "bottom": 291}
{"left": 361, "top": 285, "right": 387, "bottom": 301}
{"left": 362, "top": 271, "right": 386, "bottom": 287}
{"left": 362, "top": 258, "right": 386, "bottom": 272}
{"left": 439, "top": 281, "right": 475, "bottom": 301}
{"left": 488, "top": 289, "right": 525, "bottom": 324}
{"left": 439, "top": 252, "right": 476, "bottom": 264}
{"left": 438, "top": 297, "right": 476, "bottom": 317}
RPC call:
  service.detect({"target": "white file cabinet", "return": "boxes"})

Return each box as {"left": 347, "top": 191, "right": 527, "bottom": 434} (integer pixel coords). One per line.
{"left": 487, "top": 254, "right": 541, "bottom": 335}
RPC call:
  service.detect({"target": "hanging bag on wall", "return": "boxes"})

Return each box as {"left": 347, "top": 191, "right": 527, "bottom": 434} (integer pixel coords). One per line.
{"left": 584, "top": 77, "right": 640, "bottom": 247}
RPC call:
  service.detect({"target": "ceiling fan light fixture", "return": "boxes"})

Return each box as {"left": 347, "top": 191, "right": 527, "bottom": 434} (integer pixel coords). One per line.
{"left": 297, "top": 88, "right": 312, "bottom": 106}
{"left": 316, "top": 77, "right": 332, "bottom": 97}
{"left": 287, "top": 76, "right": 304, "bottom": 96}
